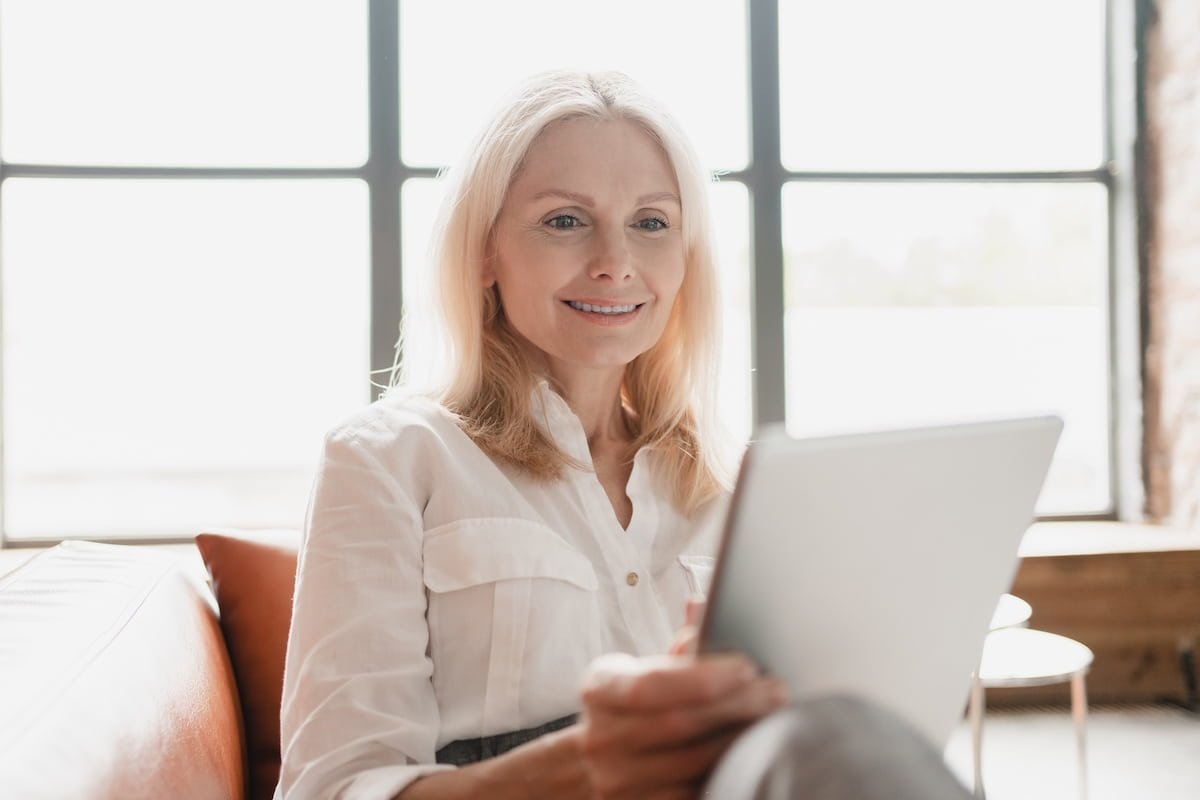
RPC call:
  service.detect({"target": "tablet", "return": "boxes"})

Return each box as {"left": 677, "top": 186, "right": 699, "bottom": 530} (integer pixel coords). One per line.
{"left": 698, "top": 416, "right": 1062, "bottom": 747}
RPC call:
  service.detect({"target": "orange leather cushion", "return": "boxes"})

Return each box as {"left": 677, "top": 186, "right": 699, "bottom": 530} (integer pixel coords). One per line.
{"left": 0, "top": 541, "right": 246, "bottom": 800}
{"left": 196, "top": 530, "right": 299, "bottom": 800}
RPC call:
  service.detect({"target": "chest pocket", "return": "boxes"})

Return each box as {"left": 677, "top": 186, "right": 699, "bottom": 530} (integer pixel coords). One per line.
{"left": 423, "top": 518, "right": 599, "bottom": 733}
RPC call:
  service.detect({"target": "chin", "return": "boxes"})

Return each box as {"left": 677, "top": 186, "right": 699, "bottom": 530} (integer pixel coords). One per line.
{"left": 552, "top": 346, "right": 646, "bottom": 372}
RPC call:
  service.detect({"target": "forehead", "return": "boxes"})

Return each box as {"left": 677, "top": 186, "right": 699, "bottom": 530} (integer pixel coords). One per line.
{"left": 508, "top": 117, "right": 679, "bottom": 200}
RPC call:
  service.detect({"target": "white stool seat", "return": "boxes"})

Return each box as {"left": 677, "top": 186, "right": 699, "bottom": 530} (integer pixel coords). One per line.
{"left": 969, "top": 627, "right": 1094, "bottom": 799}
{"left": 988, "top": 593, "right": 1032, "bottom": 631}
{"left": 979, "top": 628, "right": 1094, "bottom": 687}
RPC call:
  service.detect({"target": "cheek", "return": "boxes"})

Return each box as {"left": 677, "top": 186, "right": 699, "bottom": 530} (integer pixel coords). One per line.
{"left": 659, "top": 255, "right": 687, "bottom": 304}
{"left": 496, "top": 237, "right": 567, "bottom": 286}
{"left": 493, "top": 242, "right": 536, "bottom": 297}
{"left": 494, "top": 254, "right": 558, "bottom": 333}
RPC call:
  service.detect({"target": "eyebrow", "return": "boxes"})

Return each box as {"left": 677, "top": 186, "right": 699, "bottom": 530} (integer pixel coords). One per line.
{"left": 529, "top": 189, "right": 681, "bottom": 207}
{"left": 637, "top": 191, "right": 682, "bottom": 206}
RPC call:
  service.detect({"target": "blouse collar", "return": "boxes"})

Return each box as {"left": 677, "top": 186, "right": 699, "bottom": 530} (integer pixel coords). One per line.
{"left": 528, "top": 379, "right": 651, "bottom": 471}
{"left": 529, "top": 379, "right": 591, "bottom": 463}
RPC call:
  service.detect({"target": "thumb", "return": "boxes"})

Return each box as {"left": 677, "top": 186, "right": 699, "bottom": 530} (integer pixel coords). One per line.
{"left": 685, "top": 598, "right": 707, "bottom": 628}
{"left": 668, "top": 625, "right": 698, "bottom": 656}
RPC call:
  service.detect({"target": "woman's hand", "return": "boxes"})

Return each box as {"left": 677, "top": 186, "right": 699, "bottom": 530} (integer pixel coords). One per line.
{"left": 668, "top": 598, "right": 707, "bottom": 656}
{"left": 402, "top": 600, "right": 784, "bottom": 800}
{"left": 576, "top": 649, "right": 789, "bottom": 800}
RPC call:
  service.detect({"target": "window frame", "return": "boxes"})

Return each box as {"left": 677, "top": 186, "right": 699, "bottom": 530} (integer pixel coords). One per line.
{"left": 731, "top": 0, "right": 1138, "bottom": 521}
{"left": 0, "top": 0, "right": 1139, "bottom": 547}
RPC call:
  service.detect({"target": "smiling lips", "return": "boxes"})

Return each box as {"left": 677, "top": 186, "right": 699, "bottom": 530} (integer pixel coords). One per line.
{"left": 562, "top": 299, "right": 646, "bottom": 324}
{"left": 565, "top": 300, "right": 641, "bottom": 314}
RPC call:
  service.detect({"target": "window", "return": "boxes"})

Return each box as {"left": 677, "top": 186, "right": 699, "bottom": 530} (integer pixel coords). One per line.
{"left": 0, "top": 1, "right": 372, "bottom": 542}
{"left": 0, "top": 0, "right": 1132, "bottom": 545}
{"left": 774, "top": 0, "right": 1126, "bottom": 517}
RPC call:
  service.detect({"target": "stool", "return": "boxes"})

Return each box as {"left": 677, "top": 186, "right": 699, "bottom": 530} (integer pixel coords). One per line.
{"left": 968, "top": 627, "right": 1094, "bottom": 800}
{"left": 989, "top": 592, "right": 1032, "bottom": 630}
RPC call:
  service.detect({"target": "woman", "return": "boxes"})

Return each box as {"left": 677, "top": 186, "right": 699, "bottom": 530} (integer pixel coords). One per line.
{"left": 277, "top": 70, "right": 971, "bottom": 800}
{"left": 277, "top": 70, "right": 786, "bottom": 800}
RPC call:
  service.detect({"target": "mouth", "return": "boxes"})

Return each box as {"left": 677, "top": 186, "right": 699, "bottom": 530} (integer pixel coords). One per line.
{"left": 562, "top": 300, "right": 646, "bottom": 316}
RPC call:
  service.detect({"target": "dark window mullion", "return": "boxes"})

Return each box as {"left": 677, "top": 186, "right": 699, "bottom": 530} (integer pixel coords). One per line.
{"left": 368, "top": 0, "right": 402, "bottom": 402}
{"left": 1109, "top": 0, "right": 1143, "bottom": 520}
{"left": 0, "top": 165, "right": 365, "bottom": 179}
{"left": 0, "top": 159, "right": 7, "bottom": 546}
{"left": 747, "top": 0, "right": 787, "bottom": 430}
{"left": 721, "top": 168, "right": 1114, "bottom": 185}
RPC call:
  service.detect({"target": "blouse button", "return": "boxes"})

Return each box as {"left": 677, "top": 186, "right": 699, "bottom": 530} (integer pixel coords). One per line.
{"left": 626, "top": 571, "right": 639, "bottom": 587}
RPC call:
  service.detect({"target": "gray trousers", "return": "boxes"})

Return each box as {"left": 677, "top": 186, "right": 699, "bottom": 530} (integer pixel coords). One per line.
{"left": 704, "top": 695, "right": 973, "bottom": 800}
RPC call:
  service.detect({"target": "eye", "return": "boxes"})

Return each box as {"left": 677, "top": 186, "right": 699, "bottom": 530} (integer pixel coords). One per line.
{"left": 545, "top": 214, "right": 583, "bottom": 230}
{"left": 635, "top": 216, "right": 670, "bottom": 232}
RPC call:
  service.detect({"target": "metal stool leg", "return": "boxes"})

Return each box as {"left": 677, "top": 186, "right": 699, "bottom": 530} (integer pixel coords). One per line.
{"left": 968, "top": 673, "right": 986, "bottom": 799}
{"left": 1071, "top": 673, "right": 1089, "bottom": 800}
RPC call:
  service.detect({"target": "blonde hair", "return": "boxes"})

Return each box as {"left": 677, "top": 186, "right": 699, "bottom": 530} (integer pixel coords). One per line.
{"left": 392, "top": 70, "right": 733, "bottom": 514}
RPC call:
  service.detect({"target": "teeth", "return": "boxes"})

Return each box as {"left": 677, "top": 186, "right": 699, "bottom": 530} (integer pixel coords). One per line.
{"left": 567, "top": 301, "right": 637, "bottom": 315}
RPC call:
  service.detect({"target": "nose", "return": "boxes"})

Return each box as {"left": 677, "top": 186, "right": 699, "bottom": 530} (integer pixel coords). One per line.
{"left": 587, "top": 225, "right": 634, "bottom": 282}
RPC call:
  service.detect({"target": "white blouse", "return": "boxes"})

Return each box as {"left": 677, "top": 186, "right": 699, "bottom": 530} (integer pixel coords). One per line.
{"left": 277, "top": 382, "right": 728, "bottom": 800}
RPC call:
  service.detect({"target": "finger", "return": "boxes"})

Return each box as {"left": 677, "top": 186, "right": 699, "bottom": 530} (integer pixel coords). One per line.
{"left": 582, "top": 653, "right": 760, "bottom": 711}
{"left": 583, "top": 676, "right": 789, "bottom": 753}
{"left": 685, "top": 598, "right": 706, "bottom": 628}
{"left": 589, "top": 725, "right": 744, "bottom": 799}
{"left": 667, "top": 625, "right": 697, "bottom": 657}
{"left": 645, "top": 786, "right": 702, "bottom": 800}
{"left": 638, "top": 786, "right": 701, "bottom": 800}
{"left": 608, "top": 780, "right": 702, "bottom": 800}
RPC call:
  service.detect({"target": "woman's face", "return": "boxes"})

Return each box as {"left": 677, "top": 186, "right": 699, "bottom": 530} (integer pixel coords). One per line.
{"left": 486, "top": 117, "right": 685, "bottom": 384}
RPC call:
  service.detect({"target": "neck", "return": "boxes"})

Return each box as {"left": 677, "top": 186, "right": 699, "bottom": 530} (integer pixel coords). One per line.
{"left": 546, "top": 366, "right": 632, "bottom": 455}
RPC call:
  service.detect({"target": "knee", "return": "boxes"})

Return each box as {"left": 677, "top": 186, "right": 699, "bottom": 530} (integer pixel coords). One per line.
{"left": 703, "top": 695, "right": 971, "bottom": 800}
{"left": 703, "top": 697, "right": 870, "bottom": 800}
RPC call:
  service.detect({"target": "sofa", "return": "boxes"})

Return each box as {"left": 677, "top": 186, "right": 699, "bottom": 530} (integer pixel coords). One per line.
{"left": 0, "top": 532, "right": 299, "bottom": 800}
{"left": 0, "top": 530, "right": 1016, "bottom": 800}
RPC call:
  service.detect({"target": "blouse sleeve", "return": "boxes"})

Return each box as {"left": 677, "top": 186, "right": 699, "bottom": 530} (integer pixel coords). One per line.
{"left": 277, "top": 426, "right": 453, "bottom": 799}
